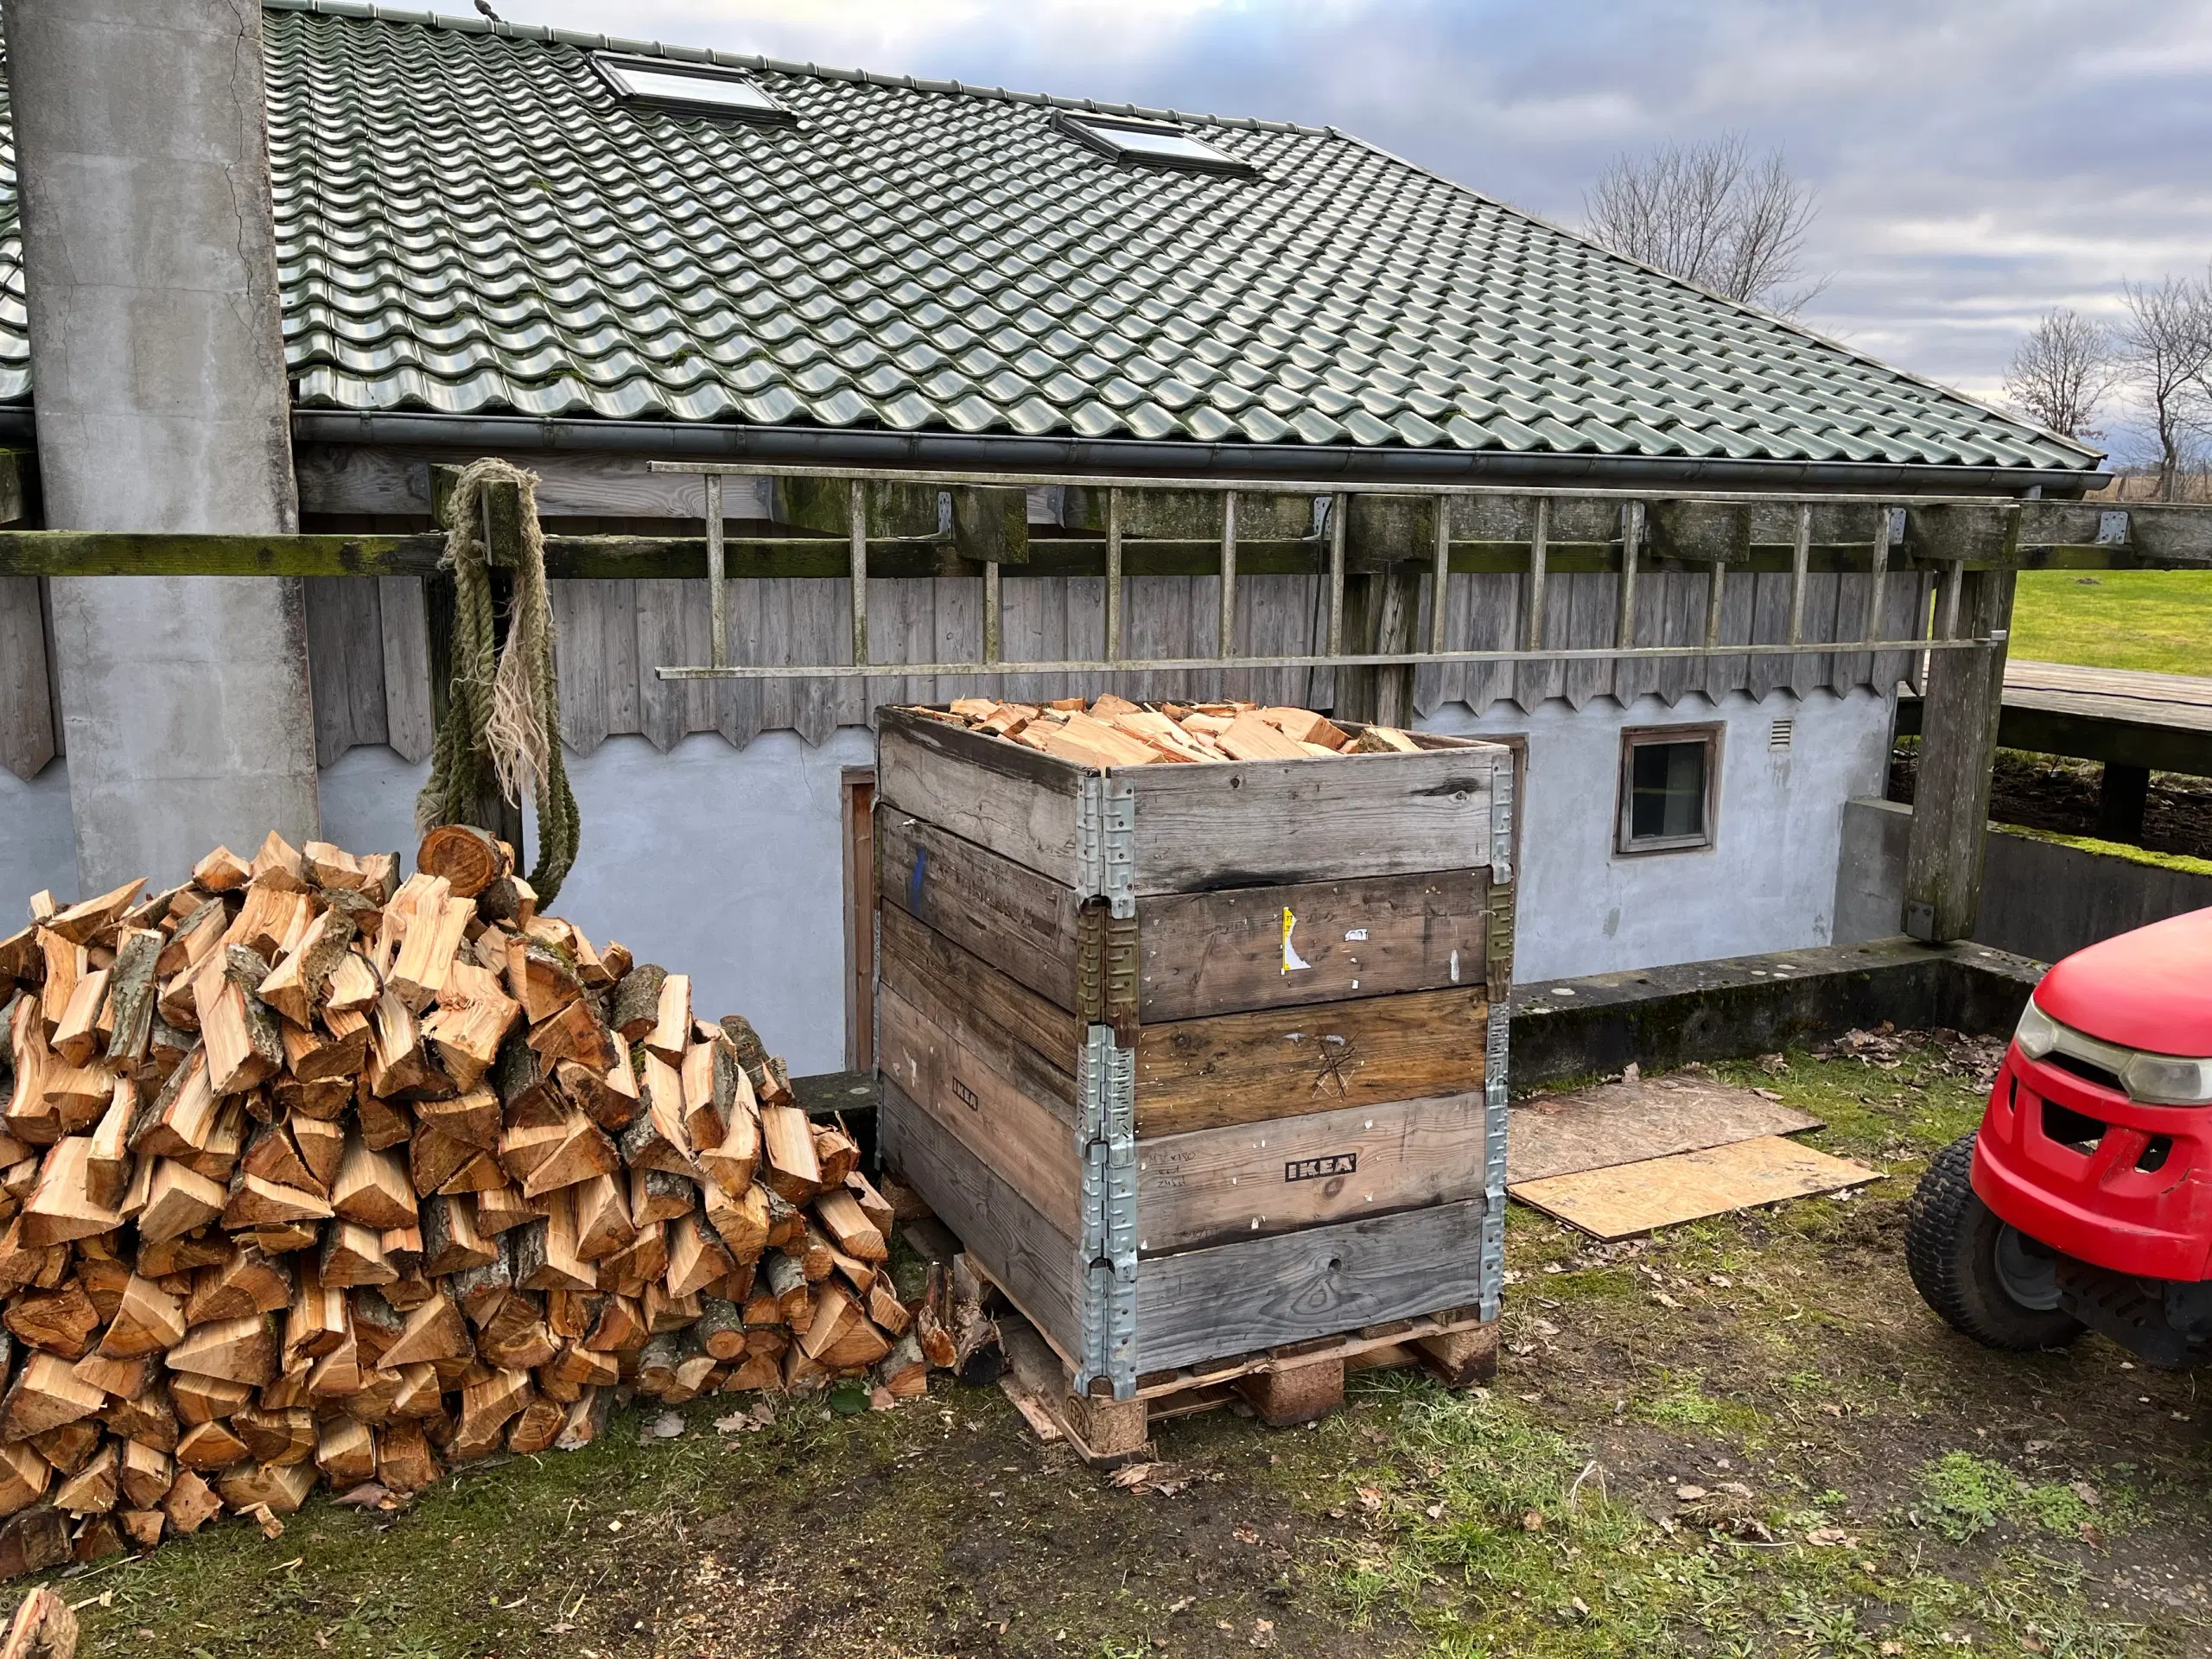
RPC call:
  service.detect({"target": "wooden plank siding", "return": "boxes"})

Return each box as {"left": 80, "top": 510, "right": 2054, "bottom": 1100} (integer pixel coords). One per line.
{"left": 277, "top": 564, "right": 1926, "bottom": 769}
{"left": 1135, "top": 869, "right": 1491, "bottom": 1024}
{"left": 874, "top": 804, "right": 1084, "bottom": 1013}
{"left": 1132, "top": 986, "right": 1490, "bottom": 1136}
{"left": 1134, "top": 1090, "right": 1490, "bottom": 1255}
{"left": 878, "top": 1074, "right": 1084, "bottom": 1361}
{"left": 1131, "top": 1198, "right": 1491, "bottom": 1371}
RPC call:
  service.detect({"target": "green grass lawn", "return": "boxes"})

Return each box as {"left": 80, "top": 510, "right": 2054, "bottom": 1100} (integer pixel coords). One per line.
{"left": 2010, "top": 570, "right": 2212, "bottom": 675}
{"left": 48, "top": 1037, "right": 2212, "bottom": 1658}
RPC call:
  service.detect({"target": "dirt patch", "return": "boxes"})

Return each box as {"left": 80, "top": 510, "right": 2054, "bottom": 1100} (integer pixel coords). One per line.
{"left": 1891, "top": 742, "right": 2212, "bottom": 861}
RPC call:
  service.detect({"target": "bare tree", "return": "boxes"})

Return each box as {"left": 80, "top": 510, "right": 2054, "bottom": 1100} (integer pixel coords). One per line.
{"left": 2116, "top": 275, "right": 2212, "bottom": 501}
{"left": 2001, "top": 308, "right": 2119, "bottom": 441}
{"left": 1583, "top": 134, "right": 1827, "bottom": 315}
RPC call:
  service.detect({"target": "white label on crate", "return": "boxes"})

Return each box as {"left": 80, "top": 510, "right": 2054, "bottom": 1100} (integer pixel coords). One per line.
{"left": 1281, "top": 907, "right": 1312, "bottom": 973}
{"left": 1344, "top": 927, "right": 1368, "bottom": 942}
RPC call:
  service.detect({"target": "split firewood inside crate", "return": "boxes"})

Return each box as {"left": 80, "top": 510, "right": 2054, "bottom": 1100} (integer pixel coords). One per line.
{"left": 901, "top": 696, "right": 1423, "bottom": 766}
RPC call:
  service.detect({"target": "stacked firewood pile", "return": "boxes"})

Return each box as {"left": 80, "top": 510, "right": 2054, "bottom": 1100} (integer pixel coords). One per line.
{"left": 903, "top": 696, "right": 1423, "bottom": 766}
{"left": 0, "top": 828, "right": 951, "bottom": 1578}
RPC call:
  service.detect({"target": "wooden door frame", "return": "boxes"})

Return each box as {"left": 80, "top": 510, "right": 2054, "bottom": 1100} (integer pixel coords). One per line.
{"left": 841, "top": 766, "right": 877, "bottom": 1073}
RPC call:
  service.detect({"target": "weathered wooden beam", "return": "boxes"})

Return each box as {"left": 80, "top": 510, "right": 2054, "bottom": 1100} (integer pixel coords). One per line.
{"left": 949, "top": 486, "right": 1030, "bottom": 566}
{"left": 1065, "top": 486, "right": 1313, "bottom": 542}
{"left": 1905, "top": 502, "right": 2021, "bottom": 568}
{"left": 0, "top": 531, "right": 450, "bottom": 577}
{"left": 779, "top": 475, "right": 942, "bottom": 539}
{"left": 2124, "top": 503, "right": 2212, "bottom": 565}
{"left": 0, "top": 449, "right": 29, "bottom": 528}
{"left": 1, "top": 512, "right": 2204, "bottom": 582}
{"left": 1895, "top": 696, "right": 2212, "bottom": 779}
{"left": 1903, "top": 569, "right": 2016, "bottom": 942}
{"left": 1647, "top": 499, "right": 1752, "bottom": 564}
{"left": 0, "top": 575, "right": 54, "bottom": 781}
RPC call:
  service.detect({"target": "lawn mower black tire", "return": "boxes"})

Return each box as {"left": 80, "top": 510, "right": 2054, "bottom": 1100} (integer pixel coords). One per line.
{"left": 1906, "top": 1134, "right": 2085, "bottom": 1351}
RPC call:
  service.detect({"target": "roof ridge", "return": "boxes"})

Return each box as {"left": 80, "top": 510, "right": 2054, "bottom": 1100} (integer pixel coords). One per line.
{"left": 260, "top": 0, "right": 1332, "bottom": 137}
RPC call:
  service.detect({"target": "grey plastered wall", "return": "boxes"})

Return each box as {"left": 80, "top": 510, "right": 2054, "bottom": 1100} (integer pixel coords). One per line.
{"left": 7, "top": 728, "right": 875, "bottom": 1076}
{"left": 1835, "top": 797, "right": 2212, "bottom": 963}
{"left": 1421, "top": 685, "right": 1896, "bottom": 985}
{"left": 1833, "top": 797, "right": 1914, "bottom": 944}
{"left": 0, "top": 760, "right": 77, "bottom": 910}
{"left": 321, "top": 728, "right": 876, "bottom": 1076}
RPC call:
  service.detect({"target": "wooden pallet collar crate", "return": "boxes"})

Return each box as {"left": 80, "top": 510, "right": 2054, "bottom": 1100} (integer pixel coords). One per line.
{"left": 873, "top": 707, "right": 1516, "bottom": 1401}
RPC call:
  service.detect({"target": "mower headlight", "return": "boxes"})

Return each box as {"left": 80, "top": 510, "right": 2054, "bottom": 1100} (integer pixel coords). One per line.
{"left": 2012, "top": 998, "right": 2062, "bottom": 1061}
{"left": 2120, "top": 1052, "right": 2212, "bottom": 1107}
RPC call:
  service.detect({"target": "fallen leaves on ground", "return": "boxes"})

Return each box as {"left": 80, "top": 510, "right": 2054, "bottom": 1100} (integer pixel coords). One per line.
{"left": 1108, "top": 1461, "right": 1217, "bottom": 1497}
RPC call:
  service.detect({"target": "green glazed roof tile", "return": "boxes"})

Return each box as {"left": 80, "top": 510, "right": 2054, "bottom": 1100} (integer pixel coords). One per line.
{"left": 0, "top": 1, "right": 2101, "bottom": 474}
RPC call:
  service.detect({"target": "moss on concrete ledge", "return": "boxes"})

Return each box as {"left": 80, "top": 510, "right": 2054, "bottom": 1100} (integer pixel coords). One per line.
{"left": 1988, "top": 820, "right": 2212, "bottom": 880}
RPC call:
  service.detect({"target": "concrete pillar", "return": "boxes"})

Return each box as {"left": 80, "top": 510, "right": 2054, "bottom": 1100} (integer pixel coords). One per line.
{"left": 3, "top": 0, "right": 317, "bottom": 891}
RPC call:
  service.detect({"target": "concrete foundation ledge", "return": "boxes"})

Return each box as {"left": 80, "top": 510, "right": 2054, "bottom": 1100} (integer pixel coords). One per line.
{"left": 1509, "top": 937, "right": 2044, "bottom": 1090}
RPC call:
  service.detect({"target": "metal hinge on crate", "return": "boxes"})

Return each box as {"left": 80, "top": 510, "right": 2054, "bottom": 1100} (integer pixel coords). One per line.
{"left": 1076, "top": 904, "right": 1141, "bottom": 1039}
{"left": 1481, "top": 1002, "right": 1510, "bottom": 1321}
{"left": 1480, "top": 753, "right": 1515, "bottom": 1324}
{"left": 1076, "top": 774, "right": 1137, "bottom": 918}
{"left": 1075, "top": 1024, "right": 1138, "bottom": 1398}
{"left": 1488, "top": 750, "right": 1515, "bottom": 889}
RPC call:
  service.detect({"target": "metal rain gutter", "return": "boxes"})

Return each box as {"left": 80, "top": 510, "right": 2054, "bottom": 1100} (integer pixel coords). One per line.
{"left": 289, "top": 410, "right": 2106, "bottom": 499}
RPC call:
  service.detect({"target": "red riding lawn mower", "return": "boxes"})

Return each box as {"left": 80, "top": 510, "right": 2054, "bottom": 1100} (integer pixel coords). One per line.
{"left": 1908, "top": 907, "right": 2212, "bottom": 1366}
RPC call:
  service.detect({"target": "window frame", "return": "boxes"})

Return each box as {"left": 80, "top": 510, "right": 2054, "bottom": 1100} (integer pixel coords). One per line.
{"left": 592, "top": 53, "right": 797, "bottom": 126}
{"left": 1615, "top": 723, "right": 1723, "bottom": 856}
{"left": 1052, "top": 110, "right": 1257, "bottom": 175}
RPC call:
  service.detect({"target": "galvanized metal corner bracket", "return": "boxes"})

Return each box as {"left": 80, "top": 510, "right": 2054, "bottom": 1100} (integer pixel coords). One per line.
{"left": 1075, "top": 1023, "right": 1139, "bottom": 1398}
{"left": 1488, "top": 749, "right": 1515, "bottom": 890}
{"left": 1479, "top": 967, "right": 1512, "bottom": 1324}
{"left": 1076, "top": 772, "right": 1137, "bottom": 918}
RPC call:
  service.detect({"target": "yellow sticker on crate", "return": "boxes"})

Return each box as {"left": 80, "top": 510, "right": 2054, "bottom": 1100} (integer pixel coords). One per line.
{"left": 1281, "top": 907, "right": 1311, "bottom": 974}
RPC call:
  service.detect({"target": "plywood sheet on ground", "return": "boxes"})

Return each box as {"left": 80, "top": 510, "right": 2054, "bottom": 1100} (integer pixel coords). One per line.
{"left": 1506, "top": 1075, "right": 1820, "bottom": 1185}
{"left": 1509, "top": 1135, "right": 1878, "bottom": 1240}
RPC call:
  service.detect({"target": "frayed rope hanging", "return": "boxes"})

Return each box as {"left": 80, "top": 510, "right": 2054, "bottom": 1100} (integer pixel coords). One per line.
{"left": 415, "top": 457, "right": 581, "bottom": 905}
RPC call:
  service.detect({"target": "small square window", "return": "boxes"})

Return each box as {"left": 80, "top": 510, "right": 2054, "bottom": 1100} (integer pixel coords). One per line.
{"left": 1618, "top": 725, "right": 1721, "bottom": 854}
{"left": 1053, "top": 111, "right": 1255, "bottom": 175}
{"left": 594, "top": 54, "right": 794, "bottom": 125}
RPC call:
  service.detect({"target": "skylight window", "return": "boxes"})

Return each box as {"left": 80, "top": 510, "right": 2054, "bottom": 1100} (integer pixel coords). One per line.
{"left": 594, "top": 54, "right": 793, "bottom": 124}
{"left": 1054, "top": 111, "right": 1255, "bottom": 175}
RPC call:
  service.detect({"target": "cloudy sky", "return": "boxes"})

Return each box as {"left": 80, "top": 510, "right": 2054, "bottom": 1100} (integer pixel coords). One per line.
{"left": 505, "top": 0, "right": 2212, "bottom": 459}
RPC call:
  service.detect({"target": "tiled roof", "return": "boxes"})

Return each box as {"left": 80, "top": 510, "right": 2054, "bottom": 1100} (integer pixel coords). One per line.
{"left": 0, "top": 3, "right": 2101, "bottom": 473}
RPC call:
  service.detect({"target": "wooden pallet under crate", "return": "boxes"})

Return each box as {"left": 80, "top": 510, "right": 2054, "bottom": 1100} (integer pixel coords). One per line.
{"left": 872, "top": 704, "right": 1517, "bottom": 1416}
{"left": 993, "top": 1293, "right": 1501, "bottom": 1465}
